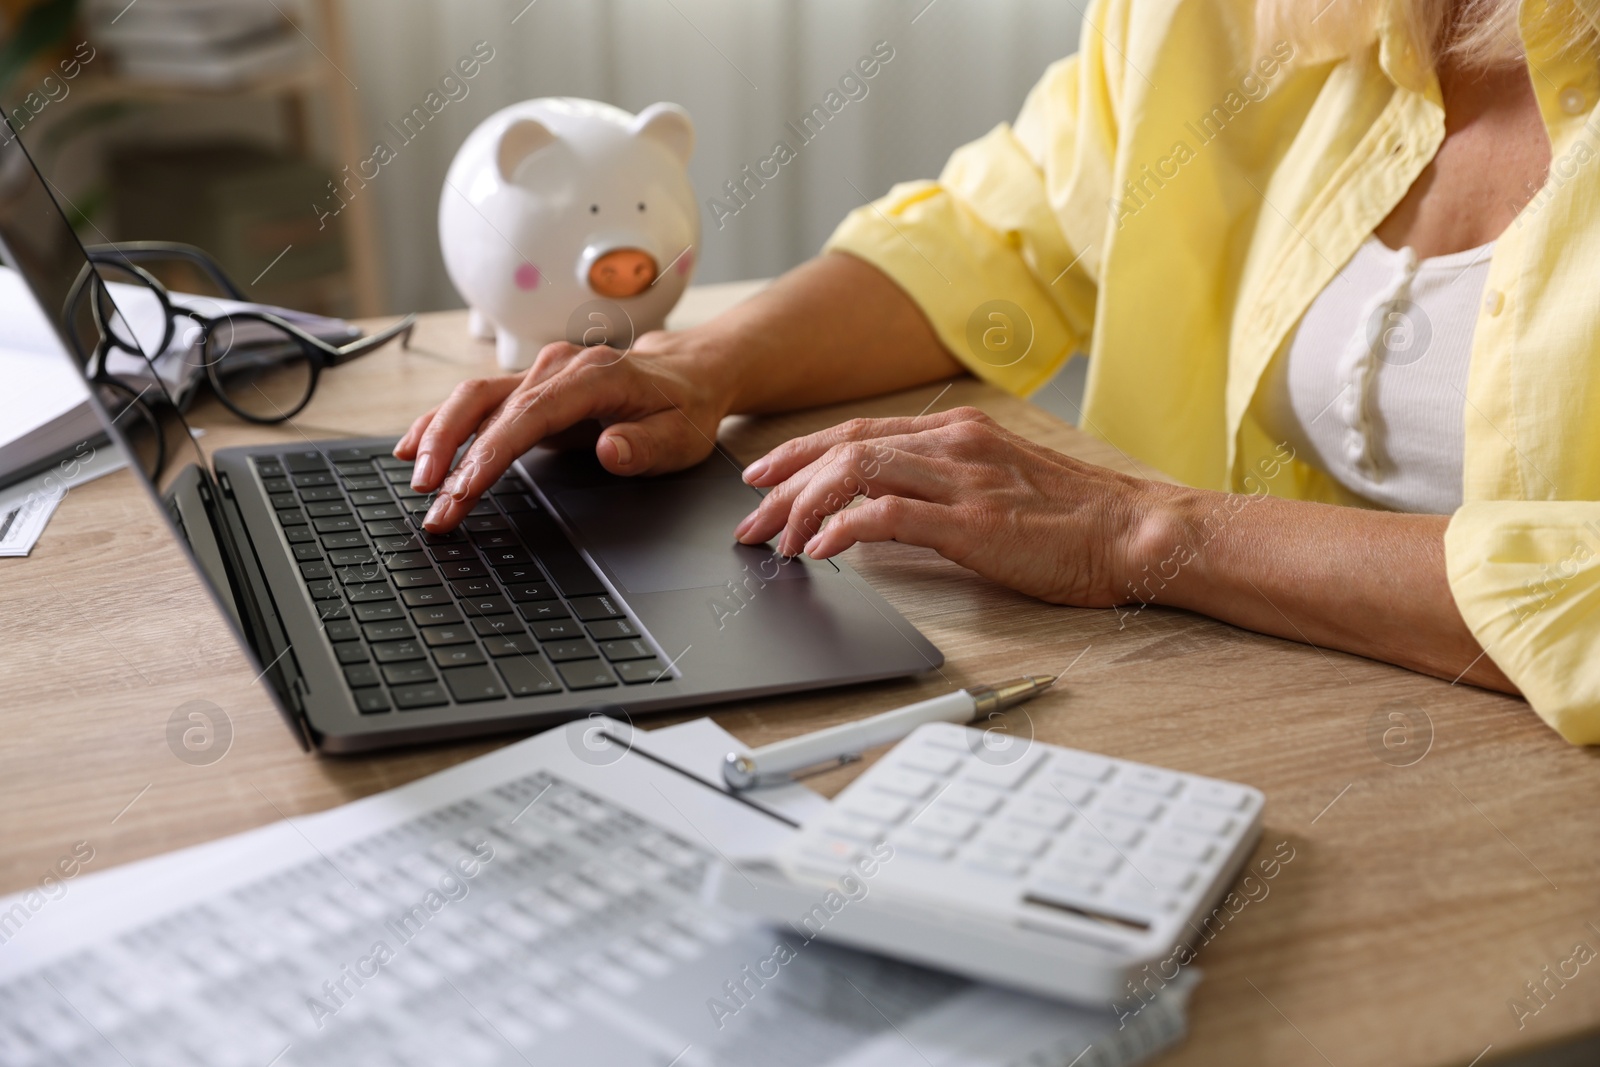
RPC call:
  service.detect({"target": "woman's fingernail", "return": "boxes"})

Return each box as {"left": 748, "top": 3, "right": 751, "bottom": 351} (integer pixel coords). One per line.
{"left": 743, "top": 458, "right": 769, "bottom": 483}
{"left": 803, "top": 533, "right": 823, "bottom": 556}
{"left": 608, "top": 434, "right": 633, "bottom": 467}
{"left": 411, "top": 454, "right": 435, "bottom": 490}
{"left": 733, "top": 510, "right": 757, "bottom": 540}
{"left": 424, "top": 497, "right": 449, "bottom": 528}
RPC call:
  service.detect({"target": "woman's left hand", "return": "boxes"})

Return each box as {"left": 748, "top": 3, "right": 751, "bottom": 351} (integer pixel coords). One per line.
{"left": 733, "top": 407, "right": 1163, "bottom": 607}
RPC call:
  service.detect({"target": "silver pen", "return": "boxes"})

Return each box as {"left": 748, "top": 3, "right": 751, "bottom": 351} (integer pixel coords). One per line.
{"left": 722, "top": 674, "right": 1057, "bottom": 790}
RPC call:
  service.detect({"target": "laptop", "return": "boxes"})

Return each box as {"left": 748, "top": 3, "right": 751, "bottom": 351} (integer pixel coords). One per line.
{"left": 0, "top": 119, "right": 942, "bottom": 753}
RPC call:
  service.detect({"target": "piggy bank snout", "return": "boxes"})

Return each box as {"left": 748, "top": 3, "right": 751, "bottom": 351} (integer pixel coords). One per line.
{"left": 587, "top": 248, "right": 657, "bottom": 298}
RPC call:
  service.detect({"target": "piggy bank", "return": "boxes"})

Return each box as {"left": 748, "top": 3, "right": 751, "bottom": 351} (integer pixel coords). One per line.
{"left": 439, "top": 98, "right": 699, "bottom": 371}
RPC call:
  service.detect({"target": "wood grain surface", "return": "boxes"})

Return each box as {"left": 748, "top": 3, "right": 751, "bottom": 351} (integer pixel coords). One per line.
{"left": 2, "top": 282, "right": 1596, "bottom": 1067}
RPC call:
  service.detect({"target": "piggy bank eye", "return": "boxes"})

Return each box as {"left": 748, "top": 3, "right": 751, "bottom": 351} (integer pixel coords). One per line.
{"left": 637, "top": 201, "right": 647, "bottom": 212}
{"left": 589, "top": 204, "right": 599, "bottom": 214}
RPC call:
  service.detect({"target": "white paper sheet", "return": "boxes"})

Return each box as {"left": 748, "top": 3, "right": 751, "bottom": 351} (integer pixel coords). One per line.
{"left": 0, "top": 440, "right": 128, "bottom": 557}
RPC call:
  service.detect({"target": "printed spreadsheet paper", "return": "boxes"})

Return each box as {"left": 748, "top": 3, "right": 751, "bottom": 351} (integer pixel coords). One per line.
{"left": 0, "top": 717, "right": 1192, "bottom": 1066}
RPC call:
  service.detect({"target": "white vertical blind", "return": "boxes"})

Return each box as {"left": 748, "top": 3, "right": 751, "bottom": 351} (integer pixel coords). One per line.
{"left": 336, "top": 0, "right": 1081, "bottom": 313}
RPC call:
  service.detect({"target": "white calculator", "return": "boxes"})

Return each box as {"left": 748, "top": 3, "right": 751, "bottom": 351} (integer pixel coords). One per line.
{"left": 714, "top": 722, "right": 1264, "bottom": 1005}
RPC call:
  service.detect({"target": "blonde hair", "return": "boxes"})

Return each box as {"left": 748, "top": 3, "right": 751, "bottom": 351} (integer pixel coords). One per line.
{"left": 1257, "top": 0, "right": 1594, "bottom": 71}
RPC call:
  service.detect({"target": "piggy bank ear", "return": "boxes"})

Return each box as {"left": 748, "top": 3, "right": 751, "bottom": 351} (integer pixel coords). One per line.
{"left": 497, "top": 117, "right": 559, "bottom": 182}
{"left": 630, "top": 103, "right": 694, "bottom": 165}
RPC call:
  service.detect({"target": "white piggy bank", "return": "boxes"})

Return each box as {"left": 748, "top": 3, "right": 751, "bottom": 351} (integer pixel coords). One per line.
{"left": 438, "top": 98, "right": 699, "bottom": 371}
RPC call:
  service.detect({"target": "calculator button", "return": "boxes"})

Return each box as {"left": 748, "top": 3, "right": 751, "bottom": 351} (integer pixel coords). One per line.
{"left": 975, "top": 823, "right": 1049, "bottom": 857}
{"left": 1048, "top": 751, "right": 1115, "bottom": 782}
{"left": 908, "top": 808, "right": 977, "bottom": 840}
{"left": 1074, "top": 814, "right": 1145, "bottom": 848}
{"left": 1190, "top": 781, "right": 1254, "bottom": 811}
{"left": 839, "top": 793, "right": 911, "bottom": 825}
{"left": 920, "top": 724, "right": 975, "bottom": 751}
{"left": 898, "top": 747, "right": 962, "bottom": 776}
{"left": 1131, "top": 857, "right": 1195, "bottom": 891}
{"left": 1028, "top": 866, "right": 1102, "bottom": 897}
{"left": 1005, "top": 798, "right": 1071, "bottom": 831}
{"left": 890, "top": 828, "right": 956, "bottom": 861}
{"left": 1170, "top": 806, "right": 1237, "bottom": 837}
{"left": 797, "top": 837, "right": 861, "bottom": 868}
{"left": 960, "top": 747, "right": 1045, "bottom": 790}
{"left": 1121, "top": 766, "right": 1183, "bottom": 797}
{"left": 1148, "top": 829, "right": 1215, "bottom": 863}
{"left": 1049, "top": 839, "right": 1122, "bottom": 874}
{"left": 1113, "top": 879, "right": 1179, "bottom": 913}
{"left": 1026, "top": 881, "right": 1153, "bottom": 928}
{"left": 821, "top": 813, "right": 888, "bottom": 844}
{"left": 1037, "top": 776, "right": 1096, "bottom": 807}
{"left": 1096, "top": 789, "right": 1165, "bottom": 822}
{"left": 962, "top": 849, "right": 1028, "bottom": 878}
{"left": 872, "top": 769, "right": 939, "bottom": 800}
{"left": 941, "top": 783, "right": 1003, "bottom": 815}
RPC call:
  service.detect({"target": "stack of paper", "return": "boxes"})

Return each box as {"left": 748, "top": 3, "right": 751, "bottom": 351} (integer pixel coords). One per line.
{"left": 84, "top": 0, "right": 307, "bottom": 88}
{"left": 0, "top": 718, "right": 1195, "bottom": 1066}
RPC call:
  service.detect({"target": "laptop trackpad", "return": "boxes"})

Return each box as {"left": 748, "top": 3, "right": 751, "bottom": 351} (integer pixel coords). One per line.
{"left": 552, "top": 478, "right": 823, "bottom": 595}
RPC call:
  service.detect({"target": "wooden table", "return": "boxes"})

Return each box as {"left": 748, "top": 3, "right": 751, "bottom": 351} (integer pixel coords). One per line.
{"left": 3, "top": 282, "right": 1596, "bottom": 1067}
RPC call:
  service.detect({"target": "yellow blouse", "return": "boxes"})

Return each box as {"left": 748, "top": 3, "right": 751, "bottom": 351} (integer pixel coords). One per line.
{"left": 825, "top": 0, "right": 1600, "bottom": 744}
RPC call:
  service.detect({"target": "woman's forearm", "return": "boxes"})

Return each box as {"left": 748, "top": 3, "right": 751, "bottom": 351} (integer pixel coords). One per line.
{"left": 688, "top": 252, "right": 964, "bottom": 415}
{"left": 1135, "top": 487, "right": 1517, "bottom": 692}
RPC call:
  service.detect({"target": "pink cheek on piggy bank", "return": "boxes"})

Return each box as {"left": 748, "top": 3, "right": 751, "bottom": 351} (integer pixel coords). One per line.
{"left": 676, "top": 249, "right": 694, "bottom": 276}
{"left": 513, "top": 263, "right": 542, "bottom": 291}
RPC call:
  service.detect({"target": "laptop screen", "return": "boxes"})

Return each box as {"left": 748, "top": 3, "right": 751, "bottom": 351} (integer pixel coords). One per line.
{"left": 0, "top": 114, "right": 302, "bottom": 742}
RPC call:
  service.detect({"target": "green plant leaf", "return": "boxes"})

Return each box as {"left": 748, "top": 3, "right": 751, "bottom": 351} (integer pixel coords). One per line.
{"left": 0, "top": 0, "right": 80, "bottom": 101}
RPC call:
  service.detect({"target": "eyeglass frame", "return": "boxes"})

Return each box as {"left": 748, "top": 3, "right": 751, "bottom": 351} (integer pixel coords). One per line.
{"left": 64, "top": 241, "right": 416, "bottom": 477}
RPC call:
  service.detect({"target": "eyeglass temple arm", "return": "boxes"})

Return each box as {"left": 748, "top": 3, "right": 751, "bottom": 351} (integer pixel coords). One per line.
{"left": 82, "top": 241, "right": 249, "bottom": 301}
{"left": 326, "top": 314, "right": 417, "bottom": 366}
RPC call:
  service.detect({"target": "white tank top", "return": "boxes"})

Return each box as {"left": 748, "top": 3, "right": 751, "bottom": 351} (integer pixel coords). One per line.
{"left": 1259, "top": 234, "right": 1493, "bottom": 514}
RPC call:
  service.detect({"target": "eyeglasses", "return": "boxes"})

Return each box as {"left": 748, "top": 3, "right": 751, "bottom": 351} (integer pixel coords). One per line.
{"left": 65, "top": 241, "right": 415, "bottom": 480}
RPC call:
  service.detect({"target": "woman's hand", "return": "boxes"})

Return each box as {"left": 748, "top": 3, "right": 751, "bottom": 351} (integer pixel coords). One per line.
{"left": 396, "top": 330, "right": 734, "bottom": 531}
{"left": 733, "top": 407, "right": 1161, "bottom": 607}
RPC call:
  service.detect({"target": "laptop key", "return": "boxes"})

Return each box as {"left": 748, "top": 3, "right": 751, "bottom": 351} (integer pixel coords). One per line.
{"left": 284, "top": 526, "right": 316, "bottom": 544}
{"left": 544, "top": 638, "right": 598, "bottom": 662}
{"left": 293, "top": 542, "right": 324, "bottom": 561}
{"left": 383, "top": 468, "right": 416, "bottom": 485}
{"left": 300, "top": 560, "right": 332, "bottom": 580}
{"left": 392, "top": 683, "right": 449, "bottom": 710}
{"left": 411, "top": 605, "right": 464, "bottom": 627}
{"left": 349, "top": 489, "right": 391, "bottom": 507}
{"left": 365, "top": 520, "right": 410, "bottom": 537}
{"left": 568, "top": 595, "right": 624, "bottom": 621}
{"left": 375, "top": 455, "right": 412, "bottom": 470}
{"left": 305, "top": 501, "right": 352, "bottom": 517}
{"left": 498, "top": 494, "right": 539, "bottom": 513}
{"left": 392, "top": 570, "right": 442, "bottom": 590}
{"left": 371, "top": 639, "right": 426, "bottom": 663}
{"left": 450, "top": 578, "right": 497, "bottom": 598}
{"left": 494, "top": 564, "right": 546, "bottom": 584}
{"left": 262, "top": 476, "right": 291, "bottom": 493}
{"left": 354, "top": 602, "right": 405, "bottom": 623}
{"left": 337, "top": 564, "right": 385, "bottom": 585}
{"left": 496, "top": 657, "right": 562, "bottom": 695}
{"left": 615, "top": 659, "right": 667, "bottom": 684}
{"left": 355, "top": 689, "right": 391, "bottom": 713}
{"left": 328, "top": 546, "right": 377, "bottom": 566}
{"left": 489, "top": 478, "right": 526, "bottom": 496}
{"left": 342, "top": 475, "right": 384, "bottom": 491}
{"left": 557, "top": 660, "right": 617, "bottom": 690}
{"left": 357, "top": 504, "right": 402, "bottom": 521}
{"left": 344, "top": 663, "right": 381, "bottom": 688}
{"left": 320, "top": 532, "right": 367, "bottom": 550}
{"left": 429, "top": 544, "right": 475, "bottom": 563}
{"left": 530, "top": 620, "right": 582, "bottom": 641}
{"left": 442, "top": 665, "right": 505, "bottom": 702}
{"left": 307, "top": 579, "right": 338, "bottom": 599}
{"left": 283, "top": 450, "right": 330, "bottom": 472}
{"left": 362, "top": 621, "right": 413, "bottom": 642}
{"left": 330, "top": 445, "right": 389, "bottom": 462}
{"left": 519, "top": 601, "right": 571, "bottom": 622}
{"left": 401, "top": 587, "right": 450, "bottom": 608}
{"left": 601, "top": 639, "right": 655, "bottom": 662}
{"left": 423, "top": 529, "right": 467, "bottom": 545}
{"left": 480, "top": 546, "right": 535, "bottom": 567}
{"left": 270, "top": 493, "right": 299, "bottom": 509}
{"left": 483, "top": 633, "right": 539, "bottom": 657}
{"left": 314, "top": 515, "right": 361, "bottom": 534}
{"left": 316, "top": 600, "right": 351, "bottom": 621}
{"left": 299, "top": 486, "right": 344, "bottom": 503}
{"left": 292, "top": 472, "right": 335, "bottom": 488}
{"left": 586, "top": 618, "right": 640, "bottom": 641}
{"left": 420, "top": 623, "right": 476, "bottom": 646}
{"left": 372, "top": 534, "right": 420, "bottom": 553}
{"left": 346, "top": 583, "right": 396, "bottom": 603}
{"left": 439, "top": 560, "right": 489, "bottom": 580}
{"left": 460, "top": 595, "right": 512, "bottom": 617}
{"left": 462, "top": 515, "right": 510, "bottom": 532}
{"left": 277, "top": 508, "right": 306, "bottom": 527}
{"left": 434, "top": 645, "right": 487, "bottom": 668}
{"left": 504, "top": 582, "right": 557, "bottom": 603}
{"left": 472, "top": 615, "right": 524, "bottom": 636}
{"left": 382, "top": 662, "right": 437, "bottom": 685}
{"left": 325, "top": 619, "right": 360, "bottom": 641}
{"left": 383, "top": 550, "right": 432, "bottom": 571}
{"left": 334, "top": 643, "right": 370, "bottom": 665}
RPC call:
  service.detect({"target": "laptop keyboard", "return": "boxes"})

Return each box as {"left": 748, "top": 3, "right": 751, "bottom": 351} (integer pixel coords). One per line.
{"left": 251, "top": 445, "right": 670, "bottom": 714}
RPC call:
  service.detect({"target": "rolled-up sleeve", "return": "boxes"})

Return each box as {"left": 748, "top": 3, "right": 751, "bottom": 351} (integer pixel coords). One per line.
{"left": 824, "top": 6, "right": 1121, "bottom": 396}
{"left": 1446, "top": 502, "right": 1600, "bottom": 744}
